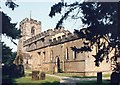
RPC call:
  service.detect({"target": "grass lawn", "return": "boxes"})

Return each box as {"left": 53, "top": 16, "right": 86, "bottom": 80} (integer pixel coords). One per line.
{"left": 54, "top": 73, "right": 97, "bottom": 78}
{"left": 2, "top": 75, "right": 60, "bottom": 85}
{"left": 13, "top": 76, "right": 60, "bottom": 85}
{"left": 22, "top": 70, "right": 110, "bottom": 85}
{"left": 3, "top": 73, "right": 110, "bottom": 85}
{"left": 50, "top": 73, "right": 110, "bottom": 79}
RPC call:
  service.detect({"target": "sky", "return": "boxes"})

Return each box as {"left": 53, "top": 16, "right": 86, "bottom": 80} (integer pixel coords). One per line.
{"left": 1, "top": 0, "right": 120, "bottom": 52}
{"left": 1, "top": 0, "right": 83, "bottom": 52}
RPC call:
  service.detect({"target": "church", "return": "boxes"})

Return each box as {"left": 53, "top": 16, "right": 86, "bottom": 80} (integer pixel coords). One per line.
{"left": 15, "top": 18, "right": 112, "bottom": 76}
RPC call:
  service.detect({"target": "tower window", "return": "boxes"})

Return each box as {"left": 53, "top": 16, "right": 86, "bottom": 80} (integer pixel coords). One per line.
{"left": 31, "top": 26, "right": 35, "bottom": 35}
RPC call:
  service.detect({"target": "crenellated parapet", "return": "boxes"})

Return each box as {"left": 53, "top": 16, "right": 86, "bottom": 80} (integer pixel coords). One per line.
{"left": 20, "top": 18, "right": 41, "bottom": 27}
{"left": 23, "top": 27, "right": 67, "bottom": 46}
{"left": 49, "top": 32, "right": 80, "bottom": 45}
{"left": 23, "top": 27, "right": 80, "bottom": 52}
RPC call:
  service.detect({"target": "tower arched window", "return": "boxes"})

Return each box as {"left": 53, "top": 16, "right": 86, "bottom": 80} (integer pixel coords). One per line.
{"left": 31, "top": 26, "right": 35, "bottom": 35}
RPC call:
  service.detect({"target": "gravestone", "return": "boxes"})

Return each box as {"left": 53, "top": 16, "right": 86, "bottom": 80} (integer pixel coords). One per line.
{"left": 17, "top": 65, "right": 25, "bottom": 77}
{"left": 97, "top": 72, "right": 102, "bottom": 84}
{"left": 39, "top": 72, "right": 46, "bottom": 80}
{"left": 32, "top": 71, "right": 39, "bottom": 80}
{"left": 32, "top": 71, "right": 46, "bottom": 80}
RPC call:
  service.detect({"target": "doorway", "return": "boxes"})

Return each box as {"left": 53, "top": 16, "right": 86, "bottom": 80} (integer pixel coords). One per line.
{"left": 55, "top": 57, "right": 60, "bottom": 73}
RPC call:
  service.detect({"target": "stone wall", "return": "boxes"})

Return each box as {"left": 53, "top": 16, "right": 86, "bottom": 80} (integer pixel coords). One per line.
{"left": 17, "top": 18, "right": 112, "bottom": 76}
{"left": 28, "top": 36, "right": 112, "bottom": 76}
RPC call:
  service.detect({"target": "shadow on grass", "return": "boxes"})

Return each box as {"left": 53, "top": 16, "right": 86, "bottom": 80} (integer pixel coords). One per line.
{"left": 7, "top": 76, "right": 60, "bottom": 85}
{"left": 2, "top": 73, "right": 25, "bottom": 85}
{"left": 2, "top": 76, "right": 17, "bottom": 85}
{"left": 2, "top": 77, "right": 59, "bottom": 85}
{"left": 13, "top": 81, "right": 60, "bottom": 85}
{"left": 2, "top": 64, "right": 25, "bottom": 85}
{"left": 76, "top": 80, "right": 110, "bottom": 85}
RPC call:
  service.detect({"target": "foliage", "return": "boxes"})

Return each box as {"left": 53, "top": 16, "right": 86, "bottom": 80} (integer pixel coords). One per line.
{"left": 1, "top": 0, "right": 20, "bottom": 45}
{"left": 1, "top": 1, "right": 24, "bottom": 81}
{"left": 5, "top": 0, "right": 19, "bottom": 10}
{"left": 49, "top": 1, "right": 120, "bottom": 70}
{"left": 2, "top": 42, "right": 16, "bottom": 65}
{"left": 1, "top": 0, "right": 20, "bottom": 65}
{"left": 2, "top": 42, "right": 25, "bottom": 82}
{"left": 2, "top": 11, "right": 21, "bottom": 40}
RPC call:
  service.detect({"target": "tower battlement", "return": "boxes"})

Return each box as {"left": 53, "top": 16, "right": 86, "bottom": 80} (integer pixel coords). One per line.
{"left": 20, "top": 18, "right": 41, "bottom": 27}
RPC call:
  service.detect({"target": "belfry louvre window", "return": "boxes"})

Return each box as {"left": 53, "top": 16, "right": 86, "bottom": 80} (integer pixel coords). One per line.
{"left": 31, "top": 26, "right": 35, "bottom": 35}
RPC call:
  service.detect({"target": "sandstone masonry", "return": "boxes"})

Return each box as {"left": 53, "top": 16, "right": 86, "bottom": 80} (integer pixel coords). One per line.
{"left": 16, "top": 18, "right": 112, "bottom": 76}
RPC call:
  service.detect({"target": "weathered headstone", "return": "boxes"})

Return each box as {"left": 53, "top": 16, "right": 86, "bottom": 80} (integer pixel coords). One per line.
{"left": 97, "top": 72, "right": 102, "bottom": 84}
{"left": 17, "top": 65, "right": 25, "bottom": 77}
{"left": 39, "top": 72, "right": 46, "bottom": 80}
{"left": 32, "top": 71, "right": 46, "bottom": 80}
{"left": 32, "top": 71, "right": 39, "bottom": 80}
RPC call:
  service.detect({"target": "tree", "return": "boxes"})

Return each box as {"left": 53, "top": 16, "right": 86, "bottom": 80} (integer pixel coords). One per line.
{"left": 1, "top": 1, "right": 25, "bottom": 80}
{"left": 49, "top": 1, "right": 120, "bottom": 72}
{"left": 2, "top": 42, "right": 16, "bottom": 65}
{"left": 2, "top": 12, "right": 21, "bottom": 41}
{"left": 1, "top": 0, "right": 20, "bottom": 42}
{"left": 5, "top": 0, "right": 19, "bottom": 10}
{"left": 1, "top": 0, "right": 20, "bottom": 64}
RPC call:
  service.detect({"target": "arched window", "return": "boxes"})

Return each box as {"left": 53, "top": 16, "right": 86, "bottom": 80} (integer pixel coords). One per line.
{"left": 31, "top": 26, "right": 35, "bottom": 35}
{"left": 73, "top": 50, "right": 76, "bottom": 60}
{"left": 66, "top": 48, "right": 69, "bottom": 60}
{"left": 50, "top": 50, "right": 53, "bottom": 61}
{"left": 43, "top": 52, "right": 45, "bottom": 61}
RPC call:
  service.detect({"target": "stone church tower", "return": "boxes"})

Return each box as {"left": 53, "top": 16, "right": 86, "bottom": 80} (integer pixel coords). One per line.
{"left": 15, "top": 18, "right": 41, "bottom": 65}
{"left": 17, "top": 18, "right": 41, "bottom": 53}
